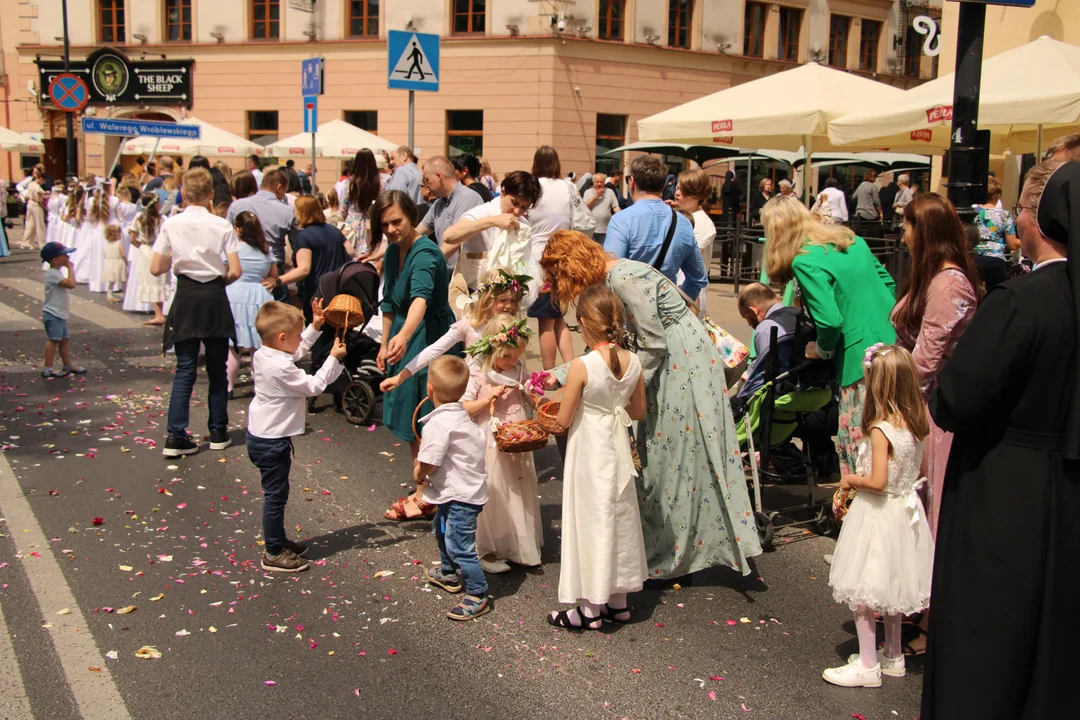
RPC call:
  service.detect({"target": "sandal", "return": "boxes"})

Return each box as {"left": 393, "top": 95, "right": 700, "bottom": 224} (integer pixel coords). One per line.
{"left": 599, "top": 604, "right": 631, "bottom": 624}
{"left": 384, "top": 495, "right": 438, "bottom": 521}
{"left": 547, "top": 606, "right": 602, "bottom": 631}
{"left": 383, "top": 497, "right": 409, "bottom": 520}
{"left": 902, "top": 627, "right": 928, "bottom": 657}
{"left": 447, "top": 595, "right": 491, "bottom": 621}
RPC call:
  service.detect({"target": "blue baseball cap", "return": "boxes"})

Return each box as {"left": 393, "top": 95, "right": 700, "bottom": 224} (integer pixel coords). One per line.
{"left": 40, "top": 242, "right": 76, "bottom": 263}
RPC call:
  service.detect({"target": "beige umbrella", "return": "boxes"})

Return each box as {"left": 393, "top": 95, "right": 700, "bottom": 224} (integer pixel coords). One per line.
{"left": 638, "top": 62, "right": 906, "bottom": 198}
{"left": 265, "top": 119, "right": 398, "bottom": 159}
{"left": 120, "top": 116, "right": 265, "bottom": 157}
{"left": 829, "top": 36, "right": 1080, "bottom": 155}
{"left": 0, "top": 126, "right": 43, "bottom": 153}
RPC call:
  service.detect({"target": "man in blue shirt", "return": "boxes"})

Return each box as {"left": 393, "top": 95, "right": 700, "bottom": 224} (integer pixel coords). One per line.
{"left": 387, "top": 146, "right": 423, "bottom": 205}
{"left": 226, "top": 169, "right": 296, "bottom": 300}
{"left": 603, "top": 155, "right": 708, "bottom": 300}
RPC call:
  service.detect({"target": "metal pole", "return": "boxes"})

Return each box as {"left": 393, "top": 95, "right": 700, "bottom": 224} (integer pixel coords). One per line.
{"left": 61, "top": 0, "right": 77, "bottom": 178}
{"left": 945, "top": 1, "right": 987, "bottom": 222}
{"left": 105, "top": 136, "right": 128, "bottom": 181}
{"left": 146, "top": 137, "right": 161, "bottom": 166}
{"left": 408, "top": 90, "right": 415, "bottom": 150}
{"left": 802, "top": 135, "right": 813, "bottom": 205}
{"left": 311, "top": 128, "right": 317, "bottom": 192}
{"left": 1037, "top": 124, "right": 1044, "bottom": 159}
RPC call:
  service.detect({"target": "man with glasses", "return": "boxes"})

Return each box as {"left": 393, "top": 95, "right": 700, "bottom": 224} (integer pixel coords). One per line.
{"left": 442, "top": 171, "right": 543, "bottom": 315}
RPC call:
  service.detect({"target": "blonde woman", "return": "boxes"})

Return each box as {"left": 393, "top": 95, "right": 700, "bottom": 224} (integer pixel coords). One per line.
{"left": 762, "top": 194, "right": 896, "bottom": 475}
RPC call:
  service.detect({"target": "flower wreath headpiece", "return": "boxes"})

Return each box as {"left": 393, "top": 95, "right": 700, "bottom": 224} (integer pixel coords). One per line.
{"left": 862, "top": 342, "right": 891, "bottom": 370}
{"left": 476, "top": 269, "right": 531, "bottom": 300}
{"left": 465, "top": 318, "right": 533, "bottom": 357}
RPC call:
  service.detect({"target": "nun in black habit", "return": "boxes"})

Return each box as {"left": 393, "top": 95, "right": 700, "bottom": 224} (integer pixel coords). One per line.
{"left": 921, "top": 159, "right": 1080, "bottom": 718}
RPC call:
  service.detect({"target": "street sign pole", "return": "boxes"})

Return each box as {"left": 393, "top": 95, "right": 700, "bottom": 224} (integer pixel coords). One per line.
{"left": 945, "top": 1, "right": 988, "bottom": 222}
{"left": 61, "top": 0, "right": 76, "bottom": 178}
{"left": 301, "top": 58, "right": 323, "bottom": 192}
{"left": 408, "top": 91, "right": 415, "bottom": 151}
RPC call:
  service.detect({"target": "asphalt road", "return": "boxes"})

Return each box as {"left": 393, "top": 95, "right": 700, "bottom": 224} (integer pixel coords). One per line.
{"left": 0, "top": 241, "right": 922, "bottom": 720}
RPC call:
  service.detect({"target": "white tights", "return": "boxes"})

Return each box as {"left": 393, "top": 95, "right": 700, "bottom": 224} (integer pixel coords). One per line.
{"left": 854, "top": 605, "right": 902, "bottom": 667}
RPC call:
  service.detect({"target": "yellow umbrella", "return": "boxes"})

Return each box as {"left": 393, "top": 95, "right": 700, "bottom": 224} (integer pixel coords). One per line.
{"left": 828, "top": 36, "right": 1080, "bottom": 155}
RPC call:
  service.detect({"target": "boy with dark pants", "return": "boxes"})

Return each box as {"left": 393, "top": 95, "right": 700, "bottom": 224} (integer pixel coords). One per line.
{"left": 39, "top": 242, "right": 86, "bottom": 378}
{"left": 417, "top": 356, "right": 492, "bottom": 619}
{"left": 246, "top": 300, "right": 346, "bottom": 572}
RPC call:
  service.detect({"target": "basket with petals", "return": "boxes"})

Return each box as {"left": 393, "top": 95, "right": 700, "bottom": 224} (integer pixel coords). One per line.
{"left": 490, "top": 396, "right": 550, "bottom": 452}
{"left": 832, "top": 487, "right": 857, "bottom": 525}
{"left": 324, "top": 294, "right": 365, "bottom": 330}
{"left": 536, "top": 387, "right": 566, "bottom": 436}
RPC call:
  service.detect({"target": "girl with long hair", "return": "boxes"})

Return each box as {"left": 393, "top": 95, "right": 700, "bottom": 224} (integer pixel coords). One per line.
{"left": 225, "top": 210, "right": 277, "bottom": 393}
{"left": 343, "top": 148, "right": 381, "bottom": 257}
{"left": 85, "top": 183, "right": 120, "bottom": 293}
{"left": 129, "top": 192, "right": 169, "bottom": 325}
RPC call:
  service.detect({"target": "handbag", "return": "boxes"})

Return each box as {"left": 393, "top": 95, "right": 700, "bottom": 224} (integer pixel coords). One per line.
{"left": 565, "top": 179, "right": 596, "bottom": 238}
{"left": 671, "top": 279, "right": 750, "bottom": 371}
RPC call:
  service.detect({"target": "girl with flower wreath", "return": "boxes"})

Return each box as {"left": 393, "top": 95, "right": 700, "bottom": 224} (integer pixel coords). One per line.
{"left": 379, "top": 266, "right": 531, "bottom": 521}
{"left": 458, "top": 314, "right": 543, "bottom": 572}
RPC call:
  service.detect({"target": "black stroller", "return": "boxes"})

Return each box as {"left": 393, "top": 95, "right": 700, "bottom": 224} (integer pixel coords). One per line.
{"left": 309, "top": 260, "right": 385, "bottom": 425}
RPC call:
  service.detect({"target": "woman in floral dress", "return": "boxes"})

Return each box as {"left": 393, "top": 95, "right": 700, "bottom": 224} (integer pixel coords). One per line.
{"left": 541, "top": 230, "right": 761, "bottom": 580}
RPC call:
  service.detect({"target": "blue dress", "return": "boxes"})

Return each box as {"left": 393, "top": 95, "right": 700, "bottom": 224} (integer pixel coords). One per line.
{"left": 0, "top": 221, "right": 9, "bottom": 258}
{"left": 225, "top": 243, "right": 274, "bottom": 349}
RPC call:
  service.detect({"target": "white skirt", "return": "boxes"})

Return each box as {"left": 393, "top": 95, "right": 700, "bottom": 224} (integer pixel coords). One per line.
{"left": 829, "top": 488, "right": 934, "bottom": 616}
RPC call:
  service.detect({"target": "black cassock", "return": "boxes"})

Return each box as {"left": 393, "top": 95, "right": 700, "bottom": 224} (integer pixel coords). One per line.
{"left": 922, "top": 261, "right": 1080, "bottom": 718}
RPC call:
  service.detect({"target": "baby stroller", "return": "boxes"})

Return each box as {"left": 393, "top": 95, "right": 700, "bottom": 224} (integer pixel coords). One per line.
{"left": 733, "top": 311, "right": 837, "bottom": 550}
{"left": 310, "top": 260, "right": 385, "bottom": 425}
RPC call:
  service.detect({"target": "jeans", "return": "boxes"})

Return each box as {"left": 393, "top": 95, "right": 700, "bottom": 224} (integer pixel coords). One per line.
{"left": 167, "top": 338, "right": 229, "bottom": 438}
{"left": 433, "top": 501, "right": 487, "bottom": 597}
{"left": 272, "top": 261, "right": 287, "bottom": 302}
{"left": 247, "top": 433, "right": 293, "bottom": 556}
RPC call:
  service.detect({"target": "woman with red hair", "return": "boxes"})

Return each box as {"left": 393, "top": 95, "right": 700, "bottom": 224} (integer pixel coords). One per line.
{"left": 540, "top": 230, "right": 761, "bottom": 582}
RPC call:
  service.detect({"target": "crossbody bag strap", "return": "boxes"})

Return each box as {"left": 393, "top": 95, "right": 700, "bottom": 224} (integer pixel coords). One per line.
{"left": 653, "top": 205, "right": 678, "bottom": 271}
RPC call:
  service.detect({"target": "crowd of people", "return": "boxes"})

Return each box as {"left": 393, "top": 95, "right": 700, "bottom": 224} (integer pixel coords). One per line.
{"left": 9, "top": 131, "right": 1079, "bottom": 717}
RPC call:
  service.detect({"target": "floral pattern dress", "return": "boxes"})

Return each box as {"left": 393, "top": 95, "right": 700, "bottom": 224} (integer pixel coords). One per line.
{"left": 891, "top": 268, "right": 977, "bottom": 538}
{"left": 557, "top": 259, "right": 761, "bottom": 577}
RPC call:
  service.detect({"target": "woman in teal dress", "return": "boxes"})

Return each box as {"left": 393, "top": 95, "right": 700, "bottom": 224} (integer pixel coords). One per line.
{"left": 540, "top": 230, "right": 762, "bottom": 580}
{"left": 374, "top": 191, "right": 457, "bottom": 453}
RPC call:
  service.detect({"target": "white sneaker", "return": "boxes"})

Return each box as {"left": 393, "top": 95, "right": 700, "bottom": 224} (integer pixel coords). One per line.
{"left": 823, "top": 553, "right": 834, "bottom": 566}
{"left": 848, "top": 651, "right": 905, "bottom": 678}
{"left": 822, "top": 657, "right": 882, "bottom": 688}
{"left": 480, "top": 558, "right": 511, "bottom": 574}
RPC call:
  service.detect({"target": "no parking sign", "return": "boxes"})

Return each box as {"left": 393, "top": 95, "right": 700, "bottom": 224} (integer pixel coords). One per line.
{"left": 49, "top": 74, "right": 89, "bottom": 112}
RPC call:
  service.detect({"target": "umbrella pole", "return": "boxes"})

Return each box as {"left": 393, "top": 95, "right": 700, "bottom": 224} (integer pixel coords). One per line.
{"left": 146, "top": 137, "right": 162, "bottom": 167}
{"left": 105, "top": 137, "right": 129, "bottom": 182}
{"left": 1037, "top": 124, "right": 1044, "bottom": 159}
{"left": 802, "top": 135, "right": 812, "bottom": 205}
{"left": 746, "top": 155, "right": 753, "bottom": 222}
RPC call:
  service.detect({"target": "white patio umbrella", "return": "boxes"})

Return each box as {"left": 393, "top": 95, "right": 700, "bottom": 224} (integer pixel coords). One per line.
{"left": 120, "top": 116, "right": 265, "bottom": 157}
{"left": 265, "top": 119, "right": 398, "bottom": 159}
{"left": 829, "top": 36, "right": 1080, "bottom": 155}
{"left": 638, "top": 63, "right": 906, "bottom": 199}
{"left": 0, "top": 126, "right": 43, "bottom": 153}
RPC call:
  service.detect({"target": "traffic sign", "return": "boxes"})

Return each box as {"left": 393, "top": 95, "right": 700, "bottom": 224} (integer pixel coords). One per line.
{"left": 49, "top": 74, "right": 89, "bottom": 112}
{"left": 301, "top": 58, "right": 323, "bottom": 96}
{"left": 303, "top": 95, "right": 318, "bottom": 133}
{"left": 388, "top": 31, "right": 440, "bottom": 92}
{"left": 81, "top": 117, "right": 201, "bottom": 139}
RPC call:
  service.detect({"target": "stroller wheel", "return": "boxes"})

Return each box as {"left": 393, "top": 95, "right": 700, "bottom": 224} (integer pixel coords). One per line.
{"left": 342, "top": 380, "right": 375, "bottom": 425}
{"left": 754, "top": 511, "right": 775, "bottom": 551}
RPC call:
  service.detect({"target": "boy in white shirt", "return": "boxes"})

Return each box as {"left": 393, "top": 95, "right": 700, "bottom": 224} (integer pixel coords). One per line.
{"left": 416, "top": 355, "right": 491, "bottom": 620}
{"left": 246, "top": 300, "right": 346, "bottom": 573}
{"left": 39, "top": 242, "right": 86, "bottom": 377}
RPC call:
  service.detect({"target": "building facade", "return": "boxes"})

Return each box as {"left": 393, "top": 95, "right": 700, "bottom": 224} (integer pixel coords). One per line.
{"left": 0, "top": 0, "right": 938, "bottom": 185}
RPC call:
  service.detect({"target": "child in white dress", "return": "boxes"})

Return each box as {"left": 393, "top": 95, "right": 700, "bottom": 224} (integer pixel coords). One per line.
{"left": 100, "top": 225, "right": 127, "bottom": 302}
{"left": 459, "top": 314, "right": 542, "bottom": 572}
{"left": 824, "top": 343, "right": 934, "bottom": 688}
{"left": 548, "top": 286, "right": 647, "bottom": 630}
{"left": 129, "top": 192, "right": 169, "bottom": 325}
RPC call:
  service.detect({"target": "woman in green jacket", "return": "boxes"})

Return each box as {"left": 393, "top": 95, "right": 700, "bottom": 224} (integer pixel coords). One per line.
{"left": 762, "top": 195, "right": 897, "bottom": 475}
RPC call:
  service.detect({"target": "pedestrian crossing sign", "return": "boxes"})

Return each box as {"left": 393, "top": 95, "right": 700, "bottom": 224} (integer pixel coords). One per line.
{"left": 387, "top": 30, "right": 440, "bottom": 92}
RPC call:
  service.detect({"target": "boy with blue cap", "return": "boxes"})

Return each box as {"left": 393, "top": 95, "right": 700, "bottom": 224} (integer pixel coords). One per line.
{"left": 40, "top": 242, "right": 85, "bottom": 377}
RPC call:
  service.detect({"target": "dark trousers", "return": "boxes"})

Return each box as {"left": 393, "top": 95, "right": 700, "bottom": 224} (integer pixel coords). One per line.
{"left": 247, "top": 433, "right": 293, "bottom": 556}
{"left": 272, "top": 260, "right": 288, "bottom": 302}
{"left": 975, "top": 254, "right": 1008, "bottom": 292}
{"left": 167, "top": 338, "right": 229, "bottom": 438}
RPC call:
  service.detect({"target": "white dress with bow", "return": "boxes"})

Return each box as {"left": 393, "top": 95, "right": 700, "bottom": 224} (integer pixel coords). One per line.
{"left": 558, "top": 351, "right": 647, "bottom": 604}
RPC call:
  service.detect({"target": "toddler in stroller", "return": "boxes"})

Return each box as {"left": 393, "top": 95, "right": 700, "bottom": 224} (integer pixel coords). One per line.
{"left": 308, "top": 260, "right": 385, "bottom": 424}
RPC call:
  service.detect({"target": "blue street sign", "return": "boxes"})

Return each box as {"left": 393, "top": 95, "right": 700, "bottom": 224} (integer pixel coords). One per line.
{"left": 301, "top": 57, "right": 323, "bottom": 96}
{"left": 387, "top": 30, "right": 440, "bottom": 92}
{"left": 303, "top": 95, "right": 318, "bottom": 134}
{"left": 81, "top": 117, "right": 201, "bottom": 139}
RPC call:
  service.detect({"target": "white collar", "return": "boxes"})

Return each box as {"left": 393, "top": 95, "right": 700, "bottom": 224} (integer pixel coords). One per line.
{"left": 1033, "top": 257, "right": 1068, "bottom": 270}
{"left": 259, "top": 345, "right": 296, "bottom": 361}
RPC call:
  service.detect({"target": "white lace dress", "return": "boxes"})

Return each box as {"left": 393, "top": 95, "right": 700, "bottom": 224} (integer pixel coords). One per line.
{"left": 829, "top": 420, "right": 935, "bottom": 615}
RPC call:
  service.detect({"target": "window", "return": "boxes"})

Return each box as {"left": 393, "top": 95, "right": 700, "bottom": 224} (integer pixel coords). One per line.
{"left": 165, "top": 0, "right": 192, "bottom": 42}
{"left": 668, "top": 0, "right": 692, "bottom": 49}
{"left": 595, "top": 114, "right": 627, "bottom": 176}
{"left": 859, "top": 20, "right": 881, "bottom": 72}
{"left": 904, "top": 28, "right": 921, "bottom": 77}
{"left": 777, "top": 7, "right": 802, "bottom": 63}
{"left": 828, "top": 15, "right": 850, "bottom": 68}
{"left": 743, "top": 2, "right": 766, "bottom": 58}
{"left": 344, "top": 111, "right": 378, "bottom": 134}
{"left": 247, "top": 111, "right": 279, "bottom": 146}
{"left": 447, "top": 111, "right": 483, "bottom": 158}
{"left": 99, "top": 0, "right": 126, "bottom": 44}
{"left": 452, "top": 0, "right": 485, "bottom": 36}
{"left": 348, "top": 0, "right": 379, "bottom": 38}
{"left": 251, "top": 0, "right": 280, "bottom": 40}
{"left": 598, "top": 0, "right": 625, "bottom": 42}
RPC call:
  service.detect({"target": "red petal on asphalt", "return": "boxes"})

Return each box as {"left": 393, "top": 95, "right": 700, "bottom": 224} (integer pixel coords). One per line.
{"left": 387, "top": 649, "right": 397, "bottom": 655}
{"left": 92, "top": 517, "right": 104, "bottom": 526}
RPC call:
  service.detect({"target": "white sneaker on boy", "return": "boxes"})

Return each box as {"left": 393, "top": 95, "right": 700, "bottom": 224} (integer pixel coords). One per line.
{"left": 822, "top": 657, "right": 882, "bottom": 688}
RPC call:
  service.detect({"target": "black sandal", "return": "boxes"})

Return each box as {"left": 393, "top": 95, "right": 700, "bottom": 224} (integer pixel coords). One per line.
{"left": 547, "top": 607, "right": 602, "bottom": 631}
{"left": 600, "top": 604, "right": 631, "bottom": 624}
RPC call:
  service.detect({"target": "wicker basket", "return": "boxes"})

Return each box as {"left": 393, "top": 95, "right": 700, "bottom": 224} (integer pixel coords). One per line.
{"left": 535, "top": 388, "right": 566, "bottom": 436}
{"left": 832, "top": 487, "right": 857, "bottom": 525}
{"left": 324, "top": 294, "right": 365, "bottom": 330}
{"left": 490, "top": 396, "right": 550, "bottom": 453}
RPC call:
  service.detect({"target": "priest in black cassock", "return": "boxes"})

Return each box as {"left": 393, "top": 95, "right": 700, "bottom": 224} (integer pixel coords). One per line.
{"left": 921, "top": 159, "right": 1080, "bottom": 718}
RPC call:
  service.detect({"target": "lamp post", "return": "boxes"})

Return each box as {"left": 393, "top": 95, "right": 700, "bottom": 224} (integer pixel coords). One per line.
{"left": 61, "top": 0, "right": 77, "bottom": 178}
